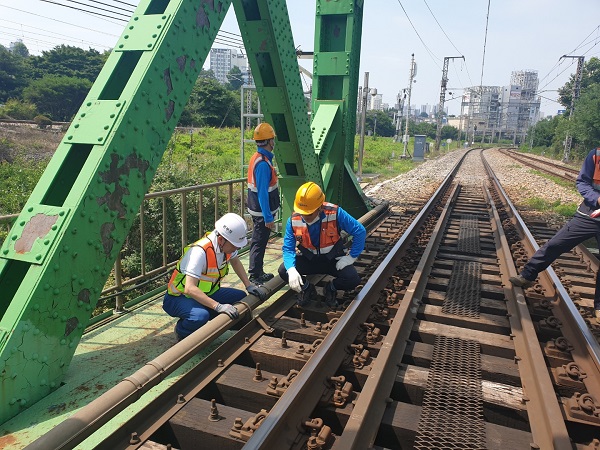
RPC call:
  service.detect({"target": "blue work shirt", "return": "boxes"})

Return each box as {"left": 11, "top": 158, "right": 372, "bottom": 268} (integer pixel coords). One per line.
{"left": 253, "top": 147, "right": 277, "bottom": 223}
{"left": 282, "top": 205, "right": 366, "bottom": 270}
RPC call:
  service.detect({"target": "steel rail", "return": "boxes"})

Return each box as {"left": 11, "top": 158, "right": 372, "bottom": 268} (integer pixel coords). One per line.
{"left": 483, "top": 152, "right": 600, "bottom": 384}
{"left": 242, "top": 151, "right": 470, "bottom": 449}
{"left": 25, "top": 202, "right": 390, "bottom": 450}
{"left": 482, "top": 166, "right": 571, "bottom": 449}
{"left": 23, "top": 281, "right": 279, "bottom": 450}
{"left": 333, "top": 183, "right": 459, "bottom": 449}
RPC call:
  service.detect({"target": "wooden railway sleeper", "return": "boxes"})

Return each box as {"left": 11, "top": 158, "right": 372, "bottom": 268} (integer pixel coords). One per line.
{"left": 229, "top": 408, "right": 269, "bottom": 441}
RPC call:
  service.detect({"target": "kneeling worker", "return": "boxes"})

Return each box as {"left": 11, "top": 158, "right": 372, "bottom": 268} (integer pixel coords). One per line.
{"left": 279, "top": 182, "right": 366, "bottom": 307}
{"left": 164, "top": 213, "right": 266, "bottom": 340}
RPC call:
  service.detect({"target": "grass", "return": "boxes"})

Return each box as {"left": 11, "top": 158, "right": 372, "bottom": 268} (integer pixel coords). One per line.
{"left": 524, "top": 196, "right": 578, "bottom": 218}
{"left": 529, "top": 170, "right": 579, "bottom": 191}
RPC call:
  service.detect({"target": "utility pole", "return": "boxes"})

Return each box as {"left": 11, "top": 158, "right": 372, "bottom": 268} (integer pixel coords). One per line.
{"left": 357, "top": 72, "right": 369, "bottom": 180}
{"left": 435, "top": 56, "right": 464, "bottom": 152}
{"left": 561, "top": 55, "right": 585, "bottom": 162}
{"left": 403, "top": 54, "right": 416, "bottom": 158}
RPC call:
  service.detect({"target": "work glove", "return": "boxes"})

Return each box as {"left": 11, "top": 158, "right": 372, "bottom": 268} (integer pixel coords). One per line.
{"left": 214, "top": 303, "right": 239, "bottom": 319}
{"left": 335, "top": 255, "right": 357, "bottom": 271}
{"left": 247, "top": 284, "right": 267, "bottom": 302}
{"left": 287, "top": 267, "right": 304, "bottom": 293}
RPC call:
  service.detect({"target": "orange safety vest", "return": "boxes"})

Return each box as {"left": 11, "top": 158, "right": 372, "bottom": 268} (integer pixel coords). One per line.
{"left": 247, "top": 151, "right": 280, "bottom": 216}
{"left": 291, "top": 202, "right": 342, "bottom": 258}
{"left": 592, "top": 148, "right": 600, "bottom": 188}
{"left": 167, "top": 234, "right": 231, "bottom": 296}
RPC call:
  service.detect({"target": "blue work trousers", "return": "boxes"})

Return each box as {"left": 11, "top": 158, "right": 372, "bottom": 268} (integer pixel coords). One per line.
{"left": 248, "top": 216, "right": 271, "bottom": 277}
{"left": 278, "top": 255, "right": 361, "bottom": 292}
{"left": 520, "top": 213, "right": 600, "bottom": 309}
{"left": 163, "top": 287, "right": 247, "bottom": 339}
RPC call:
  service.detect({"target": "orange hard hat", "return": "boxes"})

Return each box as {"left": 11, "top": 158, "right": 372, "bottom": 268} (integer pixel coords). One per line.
{"left": 253, "top": 122, "right": 275, "bottom": 140}
{"left": 294, "top": 182, "right": 325, "bottom": 215}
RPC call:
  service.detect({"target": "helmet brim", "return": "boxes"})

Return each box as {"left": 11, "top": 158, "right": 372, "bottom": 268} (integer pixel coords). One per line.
{"left": 293, "top": 202, "right": 319, "bottom": 215}
{"left": 224, "top": 235, "right": 248, "bottom": 248}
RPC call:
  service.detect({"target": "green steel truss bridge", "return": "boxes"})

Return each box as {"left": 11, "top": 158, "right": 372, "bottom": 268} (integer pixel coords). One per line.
{"left": 0, "top": 0, "right": 370, "bottom": 423}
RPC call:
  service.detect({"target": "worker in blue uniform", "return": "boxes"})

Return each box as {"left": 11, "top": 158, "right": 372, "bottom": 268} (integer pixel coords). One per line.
{"left": 278, "top": 182, "right": 366, "bottom": 308}
{"left": 510, "top": 147, "right": 600, "bottom": 320}
{"left": 247, "top": 122, "right": 280, "bottom": 284}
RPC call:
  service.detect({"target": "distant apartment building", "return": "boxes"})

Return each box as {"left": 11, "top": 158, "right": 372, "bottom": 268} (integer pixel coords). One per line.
{"left": 461, "top": 70, "right": 540, "bottom": 143}
{"left": 209, "top": 48, "right": 232, "bottom": 84}
{"left": 210, "top": 48, "right": 250, "bottom": 85}
{"left": 369, "top": 93, "right": 383, "bottom": 111}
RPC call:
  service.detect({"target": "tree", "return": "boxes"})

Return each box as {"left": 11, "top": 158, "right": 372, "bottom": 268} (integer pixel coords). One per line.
{"left": 10, "top": 40, "right": 29, "bottom": 58}
{"left": 226, "top": 66, "right": 244, "bottom": 91}
{"left": 30, "top": 45, "right": 105, "bottom": 83}
{"left": 571, "top": 83, "right": 600, "bottom": 151}
{"left": 179, "top": 75, "right": 240, "bottom": 128}
{"left": 23, "top": 75, "right": 91, "bottom": 121}
{"left": 365, "top": 110, "right": 395, "bottom": 137}
{"left": 528, "top": 117, "right": 559, "bottom": 148}
{"left": 0, "top": 46, "right": 31, "bottom": 101}
{"left": 419, "top": 111, "right": 428, "bottom": 118}
{"left": 440, "top": 125, "right": 459, "bottom": 140}
{"left": 558, "top": 57, "right": 600, "bottom": 111}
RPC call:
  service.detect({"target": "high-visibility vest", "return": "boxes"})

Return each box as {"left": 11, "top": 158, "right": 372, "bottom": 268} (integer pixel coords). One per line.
{"left": 167, "top": 234, "right": 230, "bottom": 296}
{"left": 247, "top": 151, "right": 280, "bottom": 216}
{"left": 291, "top": 203, "right": 342, "bottom": 258}
{"left": 592, "top": 148, "right": 600, "bottom": 189}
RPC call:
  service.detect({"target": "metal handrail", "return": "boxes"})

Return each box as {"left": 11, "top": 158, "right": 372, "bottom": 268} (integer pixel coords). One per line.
{"left": 1, "top": 179, "right": 248, "bottom": 314}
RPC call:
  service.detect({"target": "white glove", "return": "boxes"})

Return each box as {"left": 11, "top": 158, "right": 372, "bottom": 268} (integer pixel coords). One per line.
{"left": 336, "top": 255, "right": 357, "bottom": 271}
{"left": 214, "top": 303, "right": 239, "bottom": 319}
{"left": 287, "top": 267, "right": 304, "bottom": 293}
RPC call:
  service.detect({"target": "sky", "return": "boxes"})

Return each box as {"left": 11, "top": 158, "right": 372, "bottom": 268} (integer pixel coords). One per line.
{"left": 2, "top": 0, "right": 599, "bottom": 117}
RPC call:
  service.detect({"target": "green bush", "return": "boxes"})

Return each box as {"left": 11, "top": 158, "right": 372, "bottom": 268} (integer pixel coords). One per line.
{"left": 34, "top": 115, "right": 53, "bottom": 129}
{"left": 0, "top": 99, "right": 38, "bottom": 120}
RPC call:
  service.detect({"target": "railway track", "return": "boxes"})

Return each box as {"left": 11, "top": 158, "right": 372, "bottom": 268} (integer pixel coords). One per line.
{"left": 28, "top": 149, "right": 600, "bottom": 450}
{"left": 501, "top": 148, "right": 580, "bottom": 183}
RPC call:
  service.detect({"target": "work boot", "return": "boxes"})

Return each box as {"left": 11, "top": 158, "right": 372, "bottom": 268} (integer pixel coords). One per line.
{"left": 324, "top": 281, "right": 338, "bottom": 308}
{"left": 509, "top": 275, "right": 534, "bottom": 288}
{"left": 297, "top": 282, "right": 317, "bottom": 307}
{"left": 249, "top": 272, "right": 274, "bottom": 285}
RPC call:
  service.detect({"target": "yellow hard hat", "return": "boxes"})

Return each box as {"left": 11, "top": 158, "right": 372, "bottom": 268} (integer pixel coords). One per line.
{"left": 253, "top": 122, "right": 275, "bottom": 141}
{"left": 294, "top": 182, "right": 325, "bottom": 215}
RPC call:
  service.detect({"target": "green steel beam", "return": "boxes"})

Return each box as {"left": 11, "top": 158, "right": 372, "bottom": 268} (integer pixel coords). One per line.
{"left": 232, "top": 0, "right": 321, "bottom": 221}
{"left": 312, "top": 0, "right": 369, "bottom": 218}
{"left": 0, "top": 0, "right": 232, "bottom": 423}
{"left": 0, "top": 0, "right": 370, "bottom": 424}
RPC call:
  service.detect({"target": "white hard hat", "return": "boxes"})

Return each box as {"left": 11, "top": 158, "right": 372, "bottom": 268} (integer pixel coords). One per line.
{"left": 215, "top": 213, "right": 248, "bottom": 248}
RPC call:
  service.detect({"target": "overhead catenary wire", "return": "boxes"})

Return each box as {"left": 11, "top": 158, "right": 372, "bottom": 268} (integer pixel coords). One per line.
{"left": 40, "top": 0, "right": 130, "bottom": 22}
{"left": 395, "top": 0, "right": 441, "bottom": 70}
{"left": 0, "top": 5, "right": 122, "bottom": 37}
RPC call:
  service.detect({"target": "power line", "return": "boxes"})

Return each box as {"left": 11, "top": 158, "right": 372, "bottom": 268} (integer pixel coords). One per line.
{"left": 422, "top": 0, "right": 462, "bottom": 56}
{"left": 40, "top": 0, "right": 129, "bottom": 23}
{"left": 479, "top": 0, "right": 491, "bottom": 87}
{"left": 1, "top": 25, "right": 110, "bottom": 49}
{"left": 395, "top": 0, "right": 441, "bottom": 69}
{"left": 0, "top": 5, "right": 122, "bottom": 36}
{"left": 81, "top": 0, "right": 134, "bottom": 15}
